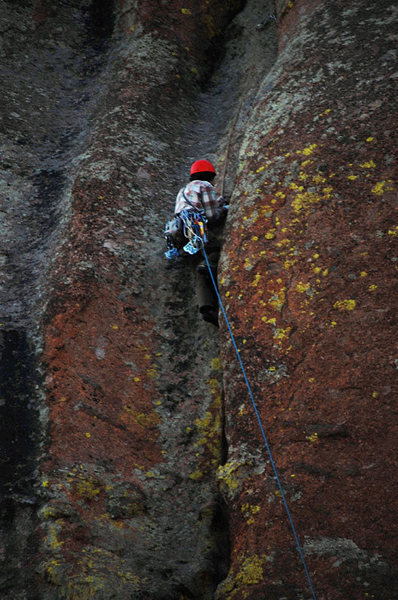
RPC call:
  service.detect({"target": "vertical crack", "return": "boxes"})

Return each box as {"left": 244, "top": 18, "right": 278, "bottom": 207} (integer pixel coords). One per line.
{"left": 86, "top": 0, "right": 115, "bottom": 47}
{"left": 0, "top": 329, "right": 42, "bottom": 599}
{"left": 0, "top": 330, "right": 41, "bottom": 500}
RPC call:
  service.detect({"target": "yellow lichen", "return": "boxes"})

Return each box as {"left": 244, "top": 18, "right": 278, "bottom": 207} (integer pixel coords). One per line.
{"left": 43, "top": 559, "right": 62, "bottom": 585}
{"left": 296, "top": 281, "right": 310, "bottom": 293}
{"left": 284, "top": 257, "right": 298, "bottom": 269}
{"left": 192, "top": 389, "right": 222, "bottom": 465}
{"left": 371, "top": 181, "right": 386, "bottom": 195}
{"left": 291, "top": 190, "right": 321, "bottom": 214}
{"left": 268, "top": 288, "right": 286, "bottom": 311}
{"left": 333, "top": 299, "right": 356, "bottom": 311}
{"left": 47, "top": 524, "right": 64, "bottom": 551}
{"left": 71, "top": 474, "right": 101, "bottom": 501}
{"left": 296, "top": 143, "right": 317, "bottom": 156}
{"left": 273, "top": 327, "right": 291, "bottom": 341}
{"left": 312, "top": 173, "right": 326, "bottom": 184}
{"left": 289, "top": 182, "right": 304, "bottom": 191}
{"left": 211, "top": 357, "right": 222, "bottom": 371}
{"left": 265, "top": 317, "right": 276, "bottom": 325}
{"left": 217, "top": 461, "right": 240, "bottom": 492}
{"left": 219, "top": 554, "right": 268, "bottom": 598}
{"left": 121, "top": 407, "right": 160, "bottom": 430}
{"left": 250, "top": 273, "right": 261, "bottom": 287}
{"left": 146, "top": 367, "right": 158, "bottom": 379}
{"left": 189, "top": 470, "right": 203, "bottom": 481}
{"left": 360, "top": 159, "right": 376, "bottom": 168}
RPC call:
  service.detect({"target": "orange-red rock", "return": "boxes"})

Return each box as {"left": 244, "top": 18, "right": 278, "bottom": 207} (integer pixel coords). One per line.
{"left": 217, "top": 1, "right": 397, "bottom": 598}
{"left": 0, "top": 1, "right": 396, "bottom": 599}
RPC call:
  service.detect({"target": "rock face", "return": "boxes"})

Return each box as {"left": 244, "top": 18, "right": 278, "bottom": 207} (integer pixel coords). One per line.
{"left": 217, "top": 1, "right": 398, "bottom": 598}
{"left": 0, "top": 0, "right": 396, "bottom": 599}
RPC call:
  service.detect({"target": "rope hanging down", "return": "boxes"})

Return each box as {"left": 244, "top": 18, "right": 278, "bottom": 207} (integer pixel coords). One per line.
{"left": 201, "top": 244, "right": 318, "bottom": 600}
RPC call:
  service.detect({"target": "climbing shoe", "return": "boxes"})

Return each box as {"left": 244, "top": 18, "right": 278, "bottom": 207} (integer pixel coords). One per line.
{"left": 201, "top": 307, "right": 219, "bottom": 328}
{"left": 196, "top": 263, "right": 217, "bottom": 276}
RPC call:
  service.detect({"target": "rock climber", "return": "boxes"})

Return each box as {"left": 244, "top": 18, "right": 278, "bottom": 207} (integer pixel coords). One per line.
{"left": 174, "top": 159, "right": 228, "bottom": 327}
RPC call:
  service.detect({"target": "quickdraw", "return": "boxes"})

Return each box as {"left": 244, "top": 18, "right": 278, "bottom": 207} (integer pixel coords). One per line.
{"left": 181, "top": 209, "right": 208, "bottom": 254}
{"left": 164, "top": 209, "right": 208, "bottom": 259}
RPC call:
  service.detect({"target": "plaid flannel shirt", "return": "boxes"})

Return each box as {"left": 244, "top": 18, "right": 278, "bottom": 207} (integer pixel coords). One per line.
{"left": 174, "top": 180, "right": 224, "bottom": 221}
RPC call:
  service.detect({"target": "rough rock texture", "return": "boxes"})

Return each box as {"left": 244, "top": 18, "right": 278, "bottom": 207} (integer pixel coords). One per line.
{"left": 1, "top": 1, "right": 246, "bottom": 599}
{"left": 0, "top": 0, "right": 397, "bottom": 599}
{"left": 217, "top": 1, "right": 398, "bottom": 599}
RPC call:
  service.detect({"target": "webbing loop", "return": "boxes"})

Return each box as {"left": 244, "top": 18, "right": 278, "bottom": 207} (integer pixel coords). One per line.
{"left": 201, "top": 243, "right": 318, "bottom": 600}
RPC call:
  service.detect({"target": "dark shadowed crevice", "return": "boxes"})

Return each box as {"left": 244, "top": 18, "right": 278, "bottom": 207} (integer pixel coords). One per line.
{"left": 208, "top": 390, "right": 231, "bottom": 595}
{"left": 88, "top": 0, "right": 115, "bottom": 39}
{"left": 0, "top": 330, "right": 41, "bottom": 500}
{"left": 0, "top": 0, "right": 279, "bottom": 597}
{"left": 173, "top": 1, "right": 278, "bottom": 595}
{"left": 0, "top": 329, "right": 42, "bottom": 600}
{"left": 211, "top": 494, "right": 231, "bottom": 591}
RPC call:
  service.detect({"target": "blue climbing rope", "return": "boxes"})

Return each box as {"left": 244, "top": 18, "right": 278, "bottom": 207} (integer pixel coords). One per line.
{"left": 201, "top": 243, "right": 318, "bottom": 600}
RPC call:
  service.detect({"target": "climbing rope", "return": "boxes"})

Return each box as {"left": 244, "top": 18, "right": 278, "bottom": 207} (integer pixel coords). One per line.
{"left": 201, "top": 243, "right": 318, "bottom": 600}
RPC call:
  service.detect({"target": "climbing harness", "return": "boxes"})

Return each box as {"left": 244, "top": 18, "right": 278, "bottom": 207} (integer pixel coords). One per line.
{"left": 164, "top": 209, "right": 208, "bottom": 259}
{"left": 164, "top": 186, "right": 208, "bottom": 259}
{"left": 201, "top": 242, "right": 318, "bottom": 600}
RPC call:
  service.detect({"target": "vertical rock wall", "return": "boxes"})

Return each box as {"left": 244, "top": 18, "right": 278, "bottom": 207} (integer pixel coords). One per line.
{"left": 0, "top": 0, "right": 396, "bottom": 599}
{"left": 1, "top": 1, "right": 116, "bottom": 596}
{"left": 0, "top": 1, "right": 245, "bottom": 599}
{"left": 217, "top": 0, "right": 397, "bottom": 599}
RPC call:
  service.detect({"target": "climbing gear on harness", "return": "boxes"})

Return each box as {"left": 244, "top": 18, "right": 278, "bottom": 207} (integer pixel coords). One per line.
{"left": 164, "top": 184, "right": 209, "bottom": 259}
{"left": 200, "top": 240, "right": 318, "bottom": 600}
{"left": 164, "top": 209, "right": 208, "bottom": 258}
{"left": 190, "top": 159, "right": 216, "bottom": 176}
{"left": 181, "top": 209, "right": 208, "bottom": 255}
{"left": 164, "top": 215, "right": 184, "bottom": 259}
